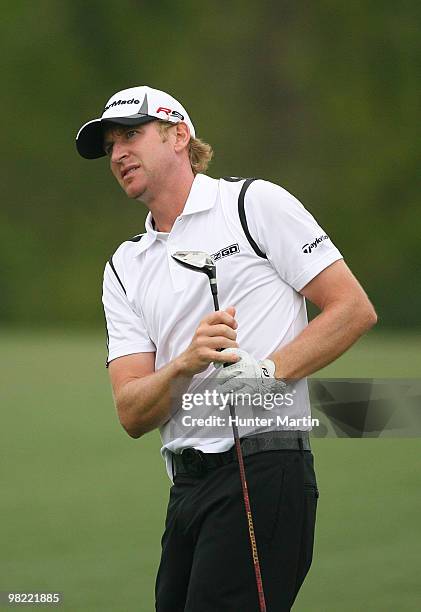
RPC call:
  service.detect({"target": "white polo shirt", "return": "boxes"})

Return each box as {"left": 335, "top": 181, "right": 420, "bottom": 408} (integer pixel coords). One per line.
{"left": 102, "top": 174, "right": 343, "bottom": 473}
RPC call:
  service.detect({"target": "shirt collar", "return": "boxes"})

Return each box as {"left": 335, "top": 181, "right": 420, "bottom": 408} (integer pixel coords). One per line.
{"left": 179, "top": 173, "right": 219, "bottom": 216}
{"left": 133, "top": 174, "right": 219, "bottom": 257}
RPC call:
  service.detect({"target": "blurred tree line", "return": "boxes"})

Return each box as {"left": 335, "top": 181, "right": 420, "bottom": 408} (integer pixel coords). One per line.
{"left": 1, "top": 1, "right": 419, "bottom": 328}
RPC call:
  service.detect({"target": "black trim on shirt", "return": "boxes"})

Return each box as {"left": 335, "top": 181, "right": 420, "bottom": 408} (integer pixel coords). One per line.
{"left": 222, "top": 177, "right": 267, "bottom": 260}
{"left": 222, "top": 176, "right": 244, "bottom": 182}
{"left": 108, "top": 256, "right": 127, "bottom": 295}
{"left": 237, "top": 178, "right": 267, "bottom": 259}
{"left": 102, "top": 304, "right": 111, "bottom": 368}
{"left": 129, "top": 233, "right": 144, "bottom": 242}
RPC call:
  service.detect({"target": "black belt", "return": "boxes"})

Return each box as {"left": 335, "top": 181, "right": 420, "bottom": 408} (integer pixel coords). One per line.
{"left": 171, "top": 431, "right": 311, "bottom": 477}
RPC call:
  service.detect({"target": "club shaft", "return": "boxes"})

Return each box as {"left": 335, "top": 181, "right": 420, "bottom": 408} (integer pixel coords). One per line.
{"left": 228, "top": 404, "right": 267, "bottom": 612}
{"left": 212, "top": 281, "right": 267, "bottom": 612}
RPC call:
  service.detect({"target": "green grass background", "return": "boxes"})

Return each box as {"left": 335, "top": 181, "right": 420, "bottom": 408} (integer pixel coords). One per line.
{"left": 1, "top": 330, "right": 420, "bottom": 611}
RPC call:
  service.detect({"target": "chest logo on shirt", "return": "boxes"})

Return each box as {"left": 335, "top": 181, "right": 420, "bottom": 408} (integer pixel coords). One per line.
{"left": 211, "top": 243, "right": 240, "bottom": 261}
{"left": 302, "top": 234, "right": 329, "bottom": 254}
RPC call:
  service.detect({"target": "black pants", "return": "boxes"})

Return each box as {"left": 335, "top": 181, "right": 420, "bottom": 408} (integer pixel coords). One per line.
{"left": 155, "top": 450, "right": 318, "bottom": 611}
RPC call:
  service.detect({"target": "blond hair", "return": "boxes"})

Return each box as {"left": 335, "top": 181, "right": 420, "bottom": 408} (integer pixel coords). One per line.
{"left": 156, "top": 120, "right": 213, "bottom": 175}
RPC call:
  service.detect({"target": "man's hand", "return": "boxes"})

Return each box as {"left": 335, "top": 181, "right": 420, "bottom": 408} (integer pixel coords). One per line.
{"left": 175, "top": 307, "right": 240, "bottom": 376}
{"left": 214, "top": 348, "right": 286, "bottom": 397}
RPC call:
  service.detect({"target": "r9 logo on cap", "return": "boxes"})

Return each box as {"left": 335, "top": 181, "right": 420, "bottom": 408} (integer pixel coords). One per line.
{"left": 156, "top": 107, "right": 184, "bottom": 120}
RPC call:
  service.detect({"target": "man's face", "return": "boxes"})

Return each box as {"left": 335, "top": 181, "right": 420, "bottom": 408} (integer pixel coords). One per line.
{"left": 103, "top": 121, "right": 175, "bottom": 200}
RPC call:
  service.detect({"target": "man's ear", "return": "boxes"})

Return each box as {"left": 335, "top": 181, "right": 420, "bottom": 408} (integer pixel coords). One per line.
{"left": 174, "top": 122, "right": 191, "bottom": 152}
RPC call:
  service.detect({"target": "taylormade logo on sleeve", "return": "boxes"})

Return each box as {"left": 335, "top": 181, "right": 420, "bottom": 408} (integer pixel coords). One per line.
{"left": 302, "top": 234, "right": 329, "bottom": 254}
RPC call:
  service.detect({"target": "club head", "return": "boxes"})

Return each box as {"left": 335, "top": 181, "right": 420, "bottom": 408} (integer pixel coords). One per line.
{"left": 172, "top": 250, "right": 216, "bottom": 278}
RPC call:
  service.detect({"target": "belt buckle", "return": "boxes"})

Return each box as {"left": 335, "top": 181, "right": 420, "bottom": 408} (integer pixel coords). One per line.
{"left": 181, "top": 448, "right": 206, "bottom": 476}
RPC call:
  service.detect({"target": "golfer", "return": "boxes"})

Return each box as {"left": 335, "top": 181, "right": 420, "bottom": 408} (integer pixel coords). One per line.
{"left": 76, "top": 86, "right": 377, "bottom": 611}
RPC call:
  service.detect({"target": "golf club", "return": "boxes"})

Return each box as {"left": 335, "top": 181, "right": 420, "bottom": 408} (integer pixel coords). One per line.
{"left": 172, "top": 250, "right": 267, "bottom": 612}
{"left": 171, "top": 251, "right": 219, "bottom": 310}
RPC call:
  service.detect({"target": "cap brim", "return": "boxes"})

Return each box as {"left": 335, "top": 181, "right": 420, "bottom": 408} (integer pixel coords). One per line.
{"left": 76, "top": 115, "right": 157, "bottom": 159}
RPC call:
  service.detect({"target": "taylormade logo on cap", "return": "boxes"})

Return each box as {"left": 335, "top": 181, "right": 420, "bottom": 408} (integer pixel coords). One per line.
{"left": 104, "top": 98, "right": 140, "bottom": 111}
{"left": 76, "top": 85, "right": 196, "bottom": 159}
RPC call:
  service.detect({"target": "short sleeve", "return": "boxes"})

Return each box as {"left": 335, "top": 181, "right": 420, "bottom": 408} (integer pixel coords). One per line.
{"left": 102, "top": 260, "right": 155, "bottom": 366}
{"left": 245, "top": 180, "right": 343, "bottom": 291}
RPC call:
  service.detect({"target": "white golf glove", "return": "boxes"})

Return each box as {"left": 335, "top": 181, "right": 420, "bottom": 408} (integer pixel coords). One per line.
{"left": 214, "top": 348, "right": 286, "bottom": 397}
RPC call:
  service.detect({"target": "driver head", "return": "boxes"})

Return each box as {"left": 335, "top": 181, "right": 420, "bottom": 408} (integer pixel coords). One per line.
{"left": 172, "top": 251, "right": 216, "bottom": 278}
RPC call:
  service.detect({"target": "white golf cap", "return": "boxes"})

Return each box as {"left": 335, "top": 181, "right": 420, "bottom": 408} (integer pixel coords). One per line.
{"left": 76, "top": 85, "right": 196, "bottom": 159}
